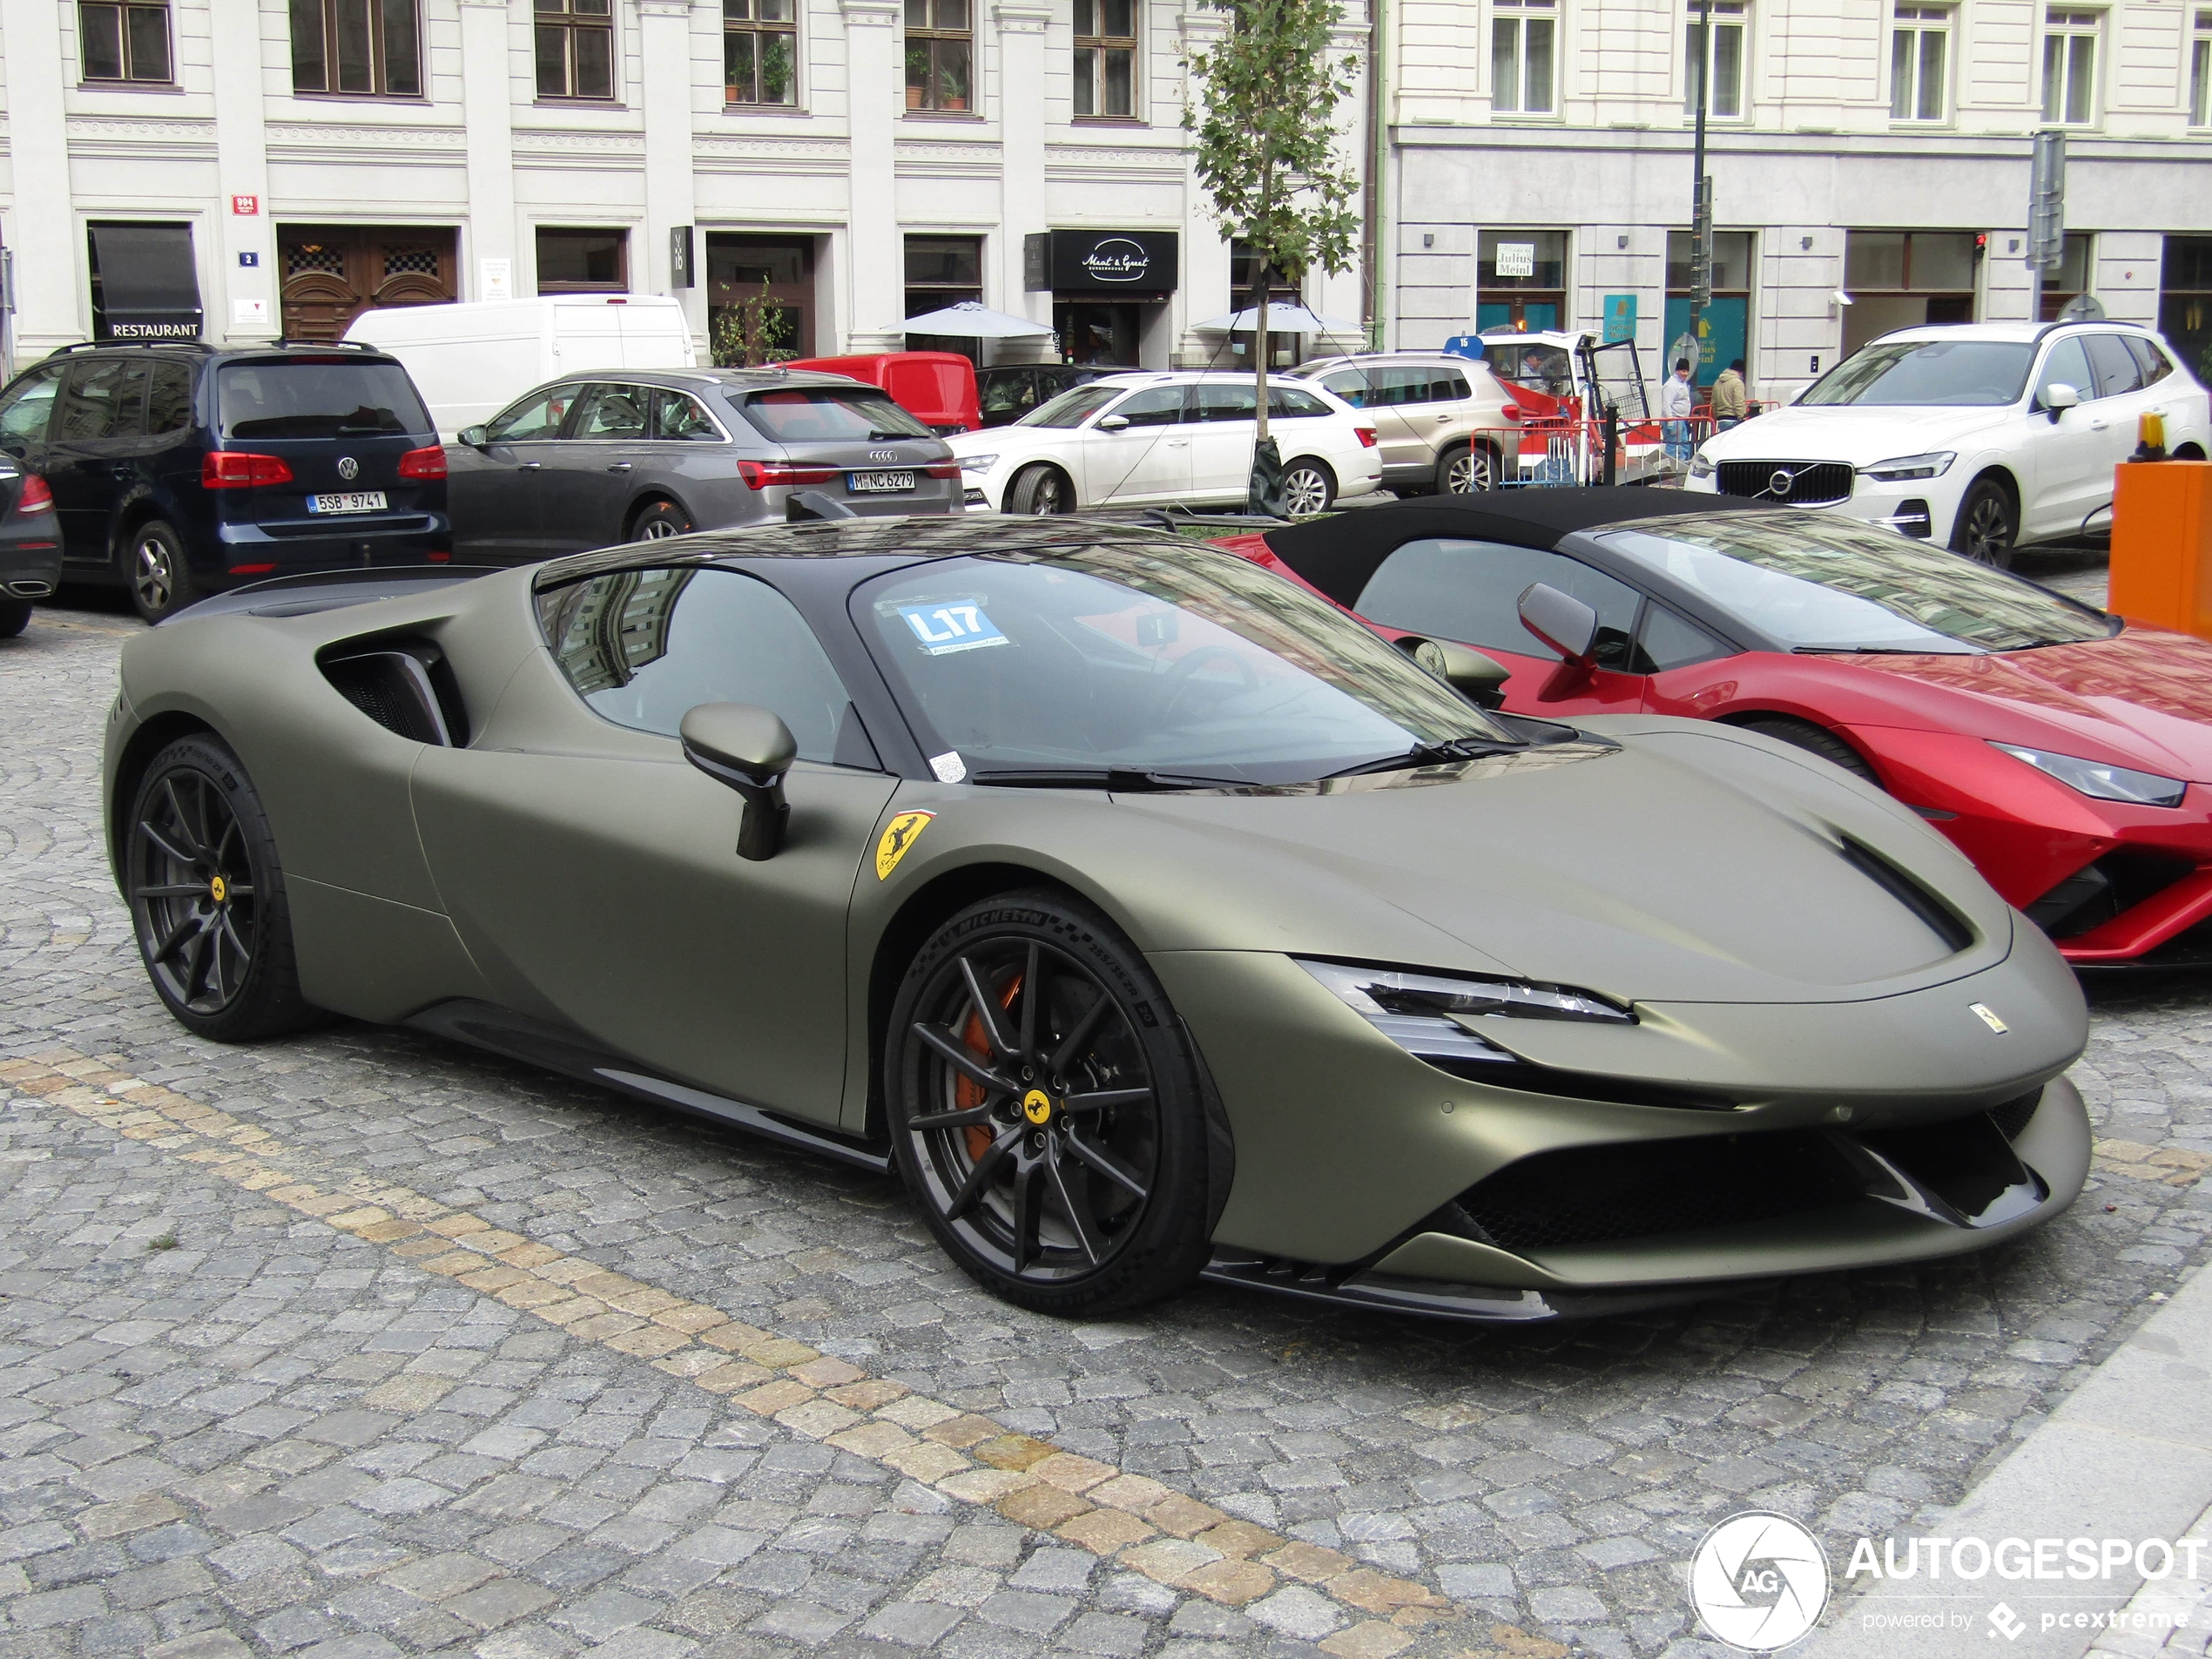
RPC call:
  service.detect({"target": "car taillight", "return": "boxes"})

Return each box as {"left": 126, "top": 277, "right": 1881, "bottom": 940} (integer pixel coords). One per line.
{"left": 226, "top": 563, "right": 278, "bottom": 576}
{"left": 203, "top": 452, "right": 294, "bottom": 489}
{"left": 923, "top": 461, "right": 962, "bottom": 479}
{"left": 427, "top": 550, "right": 450, "bottom": 563}
{"left": 737, "top": 460, "right": 840, "bottom": 490}
{"left": 1353, "top": 427, "right": 1378, "bottom": 448}
{"left": 1501, "top": 406, "right": 1528, "bottom": 423}
{"left": 15, "top": 476, "right": 51, "bottom": 515}
{"left": 398, "top": 446, "right": 448, "bottom": 481}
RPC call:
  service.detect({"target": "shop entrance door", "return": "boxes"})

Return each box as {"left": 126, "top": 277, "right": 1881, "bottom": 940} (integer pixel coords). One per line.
{"left": 278, "top": 226, "right": 457, "bottom": 340}
{"left": 707, "top": 235, "right": 816, "bottom": 365}
{"left": 1054, "top": 302, "right": 1139, "bottom": 366}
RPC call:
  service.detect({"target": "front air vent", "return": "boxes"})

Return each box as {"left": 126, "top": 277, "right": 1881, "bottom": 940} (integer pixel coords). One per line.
{"left": 320, "top": 639, "right": 468, "bottom": 746}
{"left": 1838, "top": 837, "right": 1973, "bottom": 954}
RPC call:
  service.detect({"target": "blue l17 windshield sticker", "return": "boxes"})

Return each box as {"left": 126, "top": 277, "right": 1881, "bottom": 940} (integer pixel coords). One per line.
{"left": 899, "top": 601, "right": 1009, "bottom": 656}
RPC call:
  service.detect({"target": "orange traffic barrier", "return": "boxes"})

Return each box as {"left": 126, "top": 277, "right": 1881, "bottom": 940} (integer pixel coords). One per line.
{"left": 2108, "top": 458, "right": 2212, "bottom": 641}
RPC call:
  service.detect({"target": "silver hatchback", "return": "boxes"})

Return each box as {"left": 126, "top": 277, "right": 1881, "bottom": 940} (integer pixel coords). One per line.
{"left": 448, "top": 368, "right": 961, "bottom": 562}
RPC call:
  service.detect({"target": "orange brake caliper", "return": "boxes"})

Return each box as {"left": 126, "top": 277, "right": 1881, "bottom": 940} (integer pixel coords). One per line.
{"left": 957, "top": 974, "right": 1022, "bottom": 1162}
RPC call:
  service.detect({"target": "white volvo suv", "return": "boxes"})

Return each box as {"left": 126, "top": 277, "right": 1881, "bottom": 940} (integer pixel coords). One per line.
{"left": 1684, "top": 321, "right": 2209, "bottom": 565}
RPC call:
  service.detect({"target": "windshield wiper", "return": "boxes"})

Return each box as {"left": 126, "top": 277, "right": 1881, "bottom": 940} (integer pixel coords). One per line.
{"left": 1324, "top": 736, "right": 1524, "bottom": 779}
{"left": 970, "top": 767, "right": 1253, "bottom": 791}
{"left": 1792, "top": 644, "right": 1977, "bottom": 656}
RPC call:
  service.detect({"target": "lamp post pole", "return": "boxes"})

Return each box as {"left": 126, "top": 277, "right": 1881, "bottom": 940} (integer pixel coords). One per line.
{"left": 1688, "top": 0, "right": 1713, "bottom": 367}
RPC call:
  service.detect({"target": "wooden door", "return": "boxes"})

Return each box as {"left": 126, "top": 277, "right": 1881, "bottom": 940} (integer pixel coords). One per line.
{"left": 279, "top": 226, "right": 458, "bottom": 340}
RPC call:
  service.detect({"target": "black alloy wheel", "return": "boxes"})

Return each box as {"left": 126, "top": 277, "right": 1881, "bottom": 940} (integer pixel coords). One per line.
{"left": 126, "top": 736, "right": 317, "bottom": 1042}
{"left": 1952, "top": 478, "right": 2019, "bottom": 568}
{"left": 887, "top": 893, "right": 1211, "bottom": 1315}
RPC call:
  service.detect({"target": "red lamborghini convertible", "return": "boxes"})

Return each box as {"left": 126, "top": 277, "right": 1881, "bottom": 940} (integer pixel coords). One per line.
{"left": 1217, "top": 489, "right": 2212, "bottom": 968}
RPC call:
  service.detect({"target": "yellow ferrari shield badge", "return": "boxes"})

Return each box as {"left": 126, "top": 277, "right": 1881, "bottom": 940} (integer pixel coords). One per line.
{"left": 875, "top": 811, "right": 936, "bottom": 880}
{"left": 1022, "top": 1089, "right": 1053, "bottom": 1125}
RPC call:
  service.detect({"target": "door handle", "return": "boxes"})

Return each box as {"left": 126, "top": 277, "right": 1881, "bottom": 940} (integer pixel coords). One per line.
{"left": 2090, "top": 420, "right": 2108, "bottom": 432}
{"left": 607, "top": 462, "right": 633, "bottom": 472}
{"left": 520, "top": 462, "right": 543, "bottom": 470}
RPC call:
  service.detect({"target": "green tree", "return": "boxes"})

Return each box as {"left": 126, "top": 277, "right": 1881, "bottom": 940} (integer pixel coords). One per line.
{"left": 1184, "top": 0, "right": 1362, "bottom": 514}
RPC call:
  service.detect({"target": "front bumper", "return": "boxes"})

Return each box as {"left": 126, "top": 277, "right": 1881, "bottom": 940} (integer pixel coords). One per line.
{"left": 1683, "top": 465, "right": 1966, "bottom": 542}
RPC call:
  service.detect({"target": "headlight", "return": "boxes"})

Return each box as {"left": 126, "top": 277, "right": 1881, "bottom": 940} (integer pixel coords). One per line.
{"left": 1688, "top": 451, "right": 1715, "bottom": 479}
{"left": 1989, "top": 743, "right": 2188, "bottom": 807}
{"left": 1299, "top": 960, "right": 1634, "bottom": 1065}
{"left": 958, "top": 454, "right": 999, "bottom": 474}
{"left": 1859, "top": 451, "right": 1955, "bottom": 482}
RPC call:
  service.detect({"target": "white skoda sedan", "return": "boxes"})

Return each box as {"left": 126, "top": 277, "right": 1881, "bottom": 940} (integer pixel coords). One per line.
{"left": 948, "top": 371, "right": 1383, "bottom": 519}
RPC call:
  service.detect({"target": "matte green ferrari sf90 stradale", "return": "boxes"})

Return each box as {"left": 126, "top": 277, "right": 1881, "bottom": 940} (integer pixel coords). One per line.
{"left": 104, "top": 518, "right": 2089, "bottom": 1320}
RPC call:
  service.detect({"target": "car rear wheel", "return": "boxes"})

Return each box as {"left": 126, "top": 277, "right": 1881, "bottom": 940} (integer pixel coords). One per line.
{"left": 126, "top": 735, "right": 319, "bottom": 1042}
{"left": 1283, "top": 459, "right": 1335, "bottom": 518}
{"left": 1732, "top": 717, "right": 1879, "bottom": 786}
{"left": 129, "top": 521, "right": 198, "bottom": 624}
{"left": 630, "top": 500, "right": 693, "bottom": 541}
{"left": 0, "top": 600, "right": 28, "bottom": 639}
{"left": 1007, "top": 465, "right": 1072, "bottom": 516}
{"left": 1438, "top": 442, "right": 1494, "bottom": 495}
{"left": 1952, "top": 477, "right": 2018, "bottom": 568}
{"left": 887, "top": 891, "right": 1212, "bottom": 1316}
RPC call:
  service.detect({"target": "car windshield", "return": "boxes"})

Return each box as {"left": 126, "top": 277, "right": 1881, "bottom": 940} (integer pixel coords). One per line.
{"left": 1016, "top": 385, "right": 1123, "bottom": 428}
{"left": 857, "top": 539, "right": 1521, "bottom": 785}
{"left": 737, "top": 387, "right": 933, "bottom": 442}
{"left": 1798, "top": 341, "right": 2036, "bottom": 407}
{"left": 216, "top": 361, "right": 431, "bottom": 440}
{"left": 1595, "top": 511, "right": 2114, "bottom": 653}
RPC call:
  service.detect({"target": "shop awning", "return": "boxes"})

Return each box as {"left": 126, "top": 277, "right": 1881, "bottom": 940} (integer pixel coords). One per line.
{"left": 900, "top": 301, "right": 1054, "bottom": 339}
{"left": 1192, "top": 302, "right": 1366, "bottom": 337}
{"left": 91, "top": 224, "right": 203, "bottom": 340}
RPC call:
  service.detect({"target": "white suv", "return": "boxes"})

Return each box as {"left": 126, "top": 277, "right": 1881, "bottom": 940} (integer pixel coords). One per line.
{"left": 947, "top": 371, "right": 1383, "bottom": 519}
{"left": 1684, "top": 321, "right": 2209, "bottom": 564}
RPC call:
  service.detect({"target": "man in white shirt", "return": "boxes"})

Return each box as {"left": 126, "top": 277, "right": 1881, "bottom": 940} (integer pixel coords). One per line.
{"left": 1660, "top": 359, "right": 1695, "bottom": 461}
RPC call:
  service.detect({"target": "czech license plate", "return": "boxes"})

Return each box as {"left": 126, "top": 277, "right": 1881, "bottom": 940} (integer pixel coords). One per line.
{"left": 847, "top": 471, "right": 915, "bottom": 493}
{"left": 306, "top": 491, "right": 388, "bottom": 514}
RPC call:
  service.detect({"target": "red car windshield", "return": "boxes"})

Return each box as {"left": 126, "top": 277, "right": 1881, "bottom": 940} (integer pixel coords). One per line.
{"left": 1596, "top": 511, "right": 2114, "bottom": 653}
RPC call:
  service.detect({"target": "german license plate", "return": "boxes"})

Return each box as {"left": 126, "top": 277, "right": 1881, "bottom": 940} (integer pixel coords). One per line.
{"left": 847, "top": 471, "right": 915, "bottom": 493}
{"left": 306, "top": 491, "right": 388, "bottom": 514}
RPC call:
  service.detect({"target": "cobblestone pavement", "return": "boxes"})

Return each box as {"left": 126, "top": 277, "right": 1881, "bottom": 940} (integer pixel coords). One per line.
{"left": 4, "top": 582, "right": 2210, "bottom": 1659}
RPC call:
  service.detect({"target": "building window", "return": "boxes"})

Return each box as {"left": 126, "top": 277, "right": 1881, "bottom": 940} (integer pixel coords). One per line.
{"left": 905, "top": 0, "right": 972, "bottom": 111}
{"left": 290, "top": 0, "right": 422, "bottom": 97}
{"left": 1491, "top": 0, "right": 1556, "bottom": 115}
{"left": 536, "top": 0, "right": 615, "bottom": 100}
{"left": 1842, "top": 229, "right": 1975, "bottom": 353}
{"left": 2041, "top": 9, "right": 2099, "bottom": 125}
{"left": 1684, "top": 2, "right": 1746, "bottom": 119}
{"left": 537, "top": 227, "right": 627, "bottom": 293}
{"left": 905, "top": 235, "right": 983, "bottom": 357}
{"left": 1890, "top": 5, "right": 1948, "bottom": 121}
{"left": 2190, "top": 10, "right": 2209, "bottom": 127}
{"left": 79, "top": 2, "right": 172, "bottom": 83}
{"left": 1074, "top": 0, "right": 1136, "bottom": 118}
{"left": 725, "top": 0, "right": 796, "bottom": 105}
{"left": 2162, "top": 236, "right": 2212, "bottom": 384}
{"left": 1477, "top": 230, "right": 1568, "bottom": 333}
{"left": 1665, "top": 230, "right": 1754, "bottom": 388}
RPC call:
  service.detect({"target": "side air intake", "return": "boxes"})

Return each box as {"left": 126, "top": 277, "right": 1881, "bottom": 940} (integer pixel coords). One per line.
{"left": 320, "top": 640, "right": 469, "bottom": 746}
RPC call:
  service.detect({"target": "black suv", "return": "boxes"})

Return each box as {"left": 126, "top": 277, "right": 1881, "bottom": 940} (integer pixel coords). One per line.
{"left": 0, "top": 341, "right": 449, "bottom": 622}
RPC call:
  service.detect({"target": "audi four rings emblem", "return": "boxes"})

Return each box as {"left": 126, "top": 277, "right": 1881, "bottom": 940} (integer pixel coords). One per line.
{"left": 869, "top": 449, "right": 897, "bottom": 462}
{"left": 1767, "top": 468, "right": 1794, "bottom": 496}
{"left": 336, "top": 457, "right": 360, "bottom": 482}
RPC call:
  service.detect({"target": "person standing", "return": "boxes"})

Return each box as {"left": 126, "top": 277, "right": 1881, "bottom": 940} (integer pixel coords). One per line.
{"left": 1661, "top": 358, "right": 1695, "bottom": 461}
{"left": 1710, "top": 358, "right": 1748, "bottom": 431}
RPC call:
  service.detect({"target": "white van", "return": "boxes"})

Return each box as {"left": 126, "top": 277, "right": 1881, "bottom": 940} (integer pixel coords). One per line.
{"left": 344, "top": 294, "right": 698, "bottom": 439}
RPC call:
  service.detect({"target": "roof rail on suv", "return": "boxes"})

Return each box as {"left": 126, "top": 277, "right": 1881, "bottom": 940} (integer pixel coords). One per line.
{"left": 271, "top": 338, "right": 386, "bottom": 352}
{"left": 51, "top": 340, "right": 222, "bottom": 355}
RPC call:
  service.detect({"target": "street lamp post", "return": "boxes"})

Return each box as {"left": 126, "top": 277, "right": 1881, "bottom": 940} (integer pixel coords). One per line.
{"left": 1688, "top": 0, "right": 1714, "bottom": 376}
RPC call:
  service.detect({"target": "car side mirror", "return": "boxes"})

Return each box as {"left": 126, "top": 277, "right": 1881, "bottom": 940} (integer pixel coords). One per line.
{"left": 1395, "top": 635, "right": 1512, "bottom": 708}
{"left": 2041, "top": 382, "right": 2080, "bottom": 421}
{"left": 680, "top": 703, "right": 795, "bottom": 861}
{"left": 1096, "top": 414, "right": 1130, "bottom": 433}
{"left": 1517, "top": 582, "right": 1600, "bottom": 666}
{"left": 456, "top": 424, "right": 489, "bottom": 448}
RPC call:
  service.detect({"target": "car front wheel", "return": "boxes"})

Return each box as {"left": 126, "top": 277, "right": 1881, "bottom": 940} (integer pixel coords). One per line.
{"left": 129, "top": 521, "right": 199, "bottom": 623}
{"left": 886, "top": 891, "right": 1213, "bottom": 1316}
{"left": 1283, "top": 459, "right": 1335, "bottom": 518}
{"left": 1952, "top": 477, "right": 2019, "bottom": 568}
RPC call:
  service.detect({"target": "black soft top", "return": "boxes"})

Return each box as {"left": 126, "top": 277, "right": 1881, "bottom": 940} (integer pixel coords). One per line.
{"left": 1260, "top": 489, "right": 1764, "bottom": 608}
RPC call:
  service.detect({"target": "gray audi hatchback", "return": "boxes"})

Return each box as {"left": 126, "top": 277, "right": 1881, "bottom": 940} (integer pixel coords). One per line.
{"left": 446, "top": 368, "right": 961, "bottom": 562}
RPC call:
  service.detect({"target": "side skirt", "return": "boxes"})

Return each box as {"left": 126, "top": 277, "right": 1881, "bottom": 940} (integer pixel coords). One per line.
{"left": 404, "top": 998, "right": 894, "bottom": 1175}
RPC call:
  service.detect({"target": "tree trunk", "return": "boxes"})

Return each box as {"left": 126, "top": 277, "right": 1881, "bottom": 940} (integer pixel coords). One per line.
{"left": 1252, "top": 266, "right": 1271, "bottom": 452}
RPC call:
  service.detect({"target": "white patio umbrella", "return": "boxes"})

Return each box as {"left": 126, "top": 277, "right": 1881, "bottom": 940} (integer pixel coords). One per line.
{"left": 897, "top": 300, "right": 1054, "bottom": 338}
{"left": 1190, "top": 301, "right": 1366, "bottom": 336}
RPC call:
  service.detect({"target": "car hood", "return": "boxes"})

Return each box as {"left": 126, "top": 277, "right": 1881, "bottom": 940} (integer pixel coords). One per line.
{"left": 1069, "top": 718, "right": 2020, "bottom": 1005}
{"left": 947, "top": 425, "right": 1071, "bottom": 459}
{"left": 1851, "top": 623, "right": 2212, "bottom": 783}
{"left": 1703, "top": 403, "right": 2015, "bottom": 463}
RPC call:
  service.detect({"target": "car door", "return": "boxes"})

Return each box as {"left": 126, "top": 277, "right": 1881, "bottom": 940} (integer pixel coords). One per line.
{"left": 444, "top": 383, "right": 577, "bottom": 563}
{"left": 1346, "top": 534, "right": 1650, "bottom": 714}
{"left": 410, "top": 564, "right": 897, "bottom": 1123}
{"left": 2081, "top": 333, "right": 2157, "bottom": 500}
{"left": 1078, "top": 384, "right": 1193, "bottom": 504}
{"left": 1186, "top": 382, "right": 1271, "bottom": 499}
{"left": 2017, "top": 336, "right": 2102, "bottom": 541}
{"left": 46, "top": 358, "right": 150, "bottom": 570}
{"left": 0, "top": 362, "right": 65, "bottom": 475}
{"left": 537, "top": 381, "right": 651, "bottom": 554}
{"left": 1341, "top": 367, "right": 1435, "bottom": 483}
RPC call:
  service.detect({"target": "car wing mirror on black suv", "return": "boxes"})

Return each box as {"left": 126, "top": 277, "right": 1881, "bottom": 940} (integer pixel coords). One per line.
{"left": 1517, "top": 582, "right": 1599, "bottom": 667}
{"left": 1394, "top": 635, "right": 1512, "bottom": 708}
{"left": 456, "top": 424, "right": 489, "bottom": 448}
{"left": 2040, "top": 383, "right": 2081, "bottom": 421}
{"left": 680, "top": 703, "right": 796, "bottom": 861}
